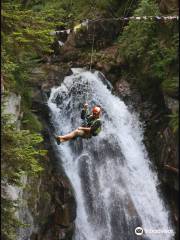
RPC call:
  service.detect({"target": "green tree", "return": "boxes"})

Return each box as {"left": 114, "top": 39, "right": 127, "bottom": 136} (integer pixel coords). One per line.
{"left": 119, "top": 0, "right": 178, "bottom": 99}
{"left": 1, "top": 1, "right": 54, "bottom": 238}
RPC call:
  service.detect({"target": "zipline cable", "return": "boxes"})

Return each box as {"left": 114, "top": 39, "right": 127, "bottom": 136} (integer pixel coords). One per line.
{"left": 51, "top": 16, "right": 179, "bottom": 36}
{"left": 121, "top": 0, "right": 136, "bottom": 30}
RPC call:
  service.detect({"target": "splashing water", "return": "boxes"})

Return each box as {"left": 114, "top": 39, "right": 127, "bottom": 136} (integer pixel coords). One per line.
{"left": 47, "top": 69, "right": 174, "bottom": 240}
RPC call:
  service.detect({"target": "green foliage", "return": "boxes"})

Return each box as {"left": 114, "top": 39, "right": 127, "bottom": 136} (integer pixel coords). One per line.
{"left": 22, "top": 112, "right": 43, "bottom": 132}
{"left": 119, "top": 0, "right": 160, "bottom": 64}
{"left": 1, "top": 112, "right": 47, "bottom": 239}
{"left": 2, "top": 2, "right": 55, "bottom": 238}
{"left": 2, "top": 2, "right": 54, "bottom": 53}
{"left": 1, "top": 197, "right": 23, "bottom": 240}
{"left": 119, "top": 0, "right": 178, "bottom": 98}
{"left": 1, "top": 1, "right": 66, "bottom": 91}
{"left": 169, "top": 111, "right": 179, "bottom": 133}
{"left": 162, "top": 77, "right": 179, "bottom": 96}
{"left": 1, "top": 113, "right": 46, "bottom": 186}
{"left": 34, "top": 0, "right": 137, "bottom": 22}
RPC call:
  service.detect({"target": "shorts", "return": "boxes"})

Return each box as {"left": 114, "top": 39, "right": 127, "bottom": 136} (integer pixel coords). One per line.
{"left": 76, "top": 129, "right": 91, "bottom": 139}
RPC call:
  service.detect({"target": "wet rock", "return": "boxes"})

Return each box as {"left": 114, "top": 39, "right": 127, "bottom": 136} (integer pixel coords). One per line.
{"left": 54, "top": 94, "right": 64, "bottom": 106}
{"left": 3, "top": 92, "right": 22, "bottom": 128}
{"left": 96, "top": 62, "right": 104, "bottom": 70}
{"left": 31, "top": 63, "right": 72, "bottom": 89}
{"left": 17, "top": 71, "right": 77, "bottom": 240}
{"left": 54, "top": 202, "right": 76, "bottom": 227}
{"left": 103, "top": 63, "right": 112, "bottom": 73}
{"left": 115, "top": 79, "right": 131, "bottom": 98}
{"left": 96, "top": 71, "right": 113, "bottom": 91}
{"left": 158, "top": 127, "right": 178, "bottom": 168}
{"left": 31, "top": 101, "right": 50, "bottom": 120}
{"left": 30, "top": 233, "right": 38, "bottom": 240}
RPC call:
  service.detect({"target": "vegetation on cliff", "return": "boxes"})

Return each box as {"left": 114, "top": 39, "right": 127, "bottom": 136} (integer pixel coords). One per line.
{"left": 1, "top": 114, "right": 46, "bottom": 240}
{"left": 1, "top": 1, "right": 56, "bottom": 239}
{"left": 118, "top": 0, "right": 179, "bottom": 132}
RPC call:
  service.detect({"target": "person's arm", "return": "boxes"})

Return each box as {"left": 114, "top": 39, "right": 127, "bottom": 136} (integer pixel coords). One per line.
{"left": 81, "top": 103, "right": 89, "bottom": 120}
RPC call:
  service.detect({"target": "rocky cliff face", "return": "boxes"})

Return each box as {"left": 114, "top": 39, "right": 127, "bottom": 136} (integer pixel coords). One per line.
{"left": 25, "top": 68, "right": 77, "bottom": 240}
{"left": 16, "top": 149, "right": 76, "bottom": 240}
{"left": 3, "top": 77, "right": 76, "bottom": 240}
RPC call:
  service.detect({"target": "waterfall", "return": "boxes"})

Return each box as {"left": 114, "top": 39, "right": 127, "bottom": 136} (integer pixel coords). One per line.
{"left": 47, "top": 69, "right": 174, "bottom": 240}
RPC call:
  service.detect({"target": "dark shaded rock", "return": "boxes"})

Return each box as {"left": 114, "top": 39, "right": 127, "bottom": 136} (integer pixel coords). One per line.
{"left": 24, "top": 72, "right": 77, "bottom": 240}
{"left": 158, "top": 0, "right": 179, "bottom": 14}
{"left": 157, "top": 126, "right": 178, "bottom": 172}
{"left": 96, "top": 71, "right": 113, "bottom": 91}
{"left": 62, "top": 50, "right": 81, "bottom": 63}
{"left": 115, "top": 79, "right": 131, "bottom": 99}
{"left": 74, "top": 20, "right": 122, "bottom": 49}
{"left": 54, "top": 201, "right": 76, "bottom": 227}
{"left": 55, "top": 94, "right": 63, "bottom": 106}
{"left": 31, "top": 101, "right": 50, "bottom": 120}
{"left": 30, "top": 233, "right": 38, "bottom": 240}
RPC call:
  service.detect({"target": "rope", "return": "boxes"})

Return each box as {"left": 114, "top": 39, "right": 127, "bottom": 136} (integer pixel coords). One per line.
{"left": 89, "top": 23, "right": 95, "bottom": 71}
{"left": 89, "top": 2, "right": 97, "bottom": 73}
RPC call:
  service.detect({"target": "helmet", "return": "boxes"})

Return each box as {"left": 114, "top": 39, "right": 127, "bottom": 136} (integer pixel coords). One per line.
{"left": 92, "top": 106, "right": 101, "bottom": 115}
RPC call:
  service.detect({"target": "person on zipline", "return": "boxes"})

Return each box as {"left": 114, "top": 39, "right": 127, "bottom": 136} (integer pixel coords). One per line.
{"left": 55, "top": 103, "right": 102, "bottom": 144}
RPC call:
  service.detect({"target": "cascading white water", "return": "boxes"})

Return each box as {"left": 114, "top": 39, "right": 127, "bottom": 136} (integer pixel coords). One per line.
{"left": 47, "top": 69, "right": 174, "bottom": 240}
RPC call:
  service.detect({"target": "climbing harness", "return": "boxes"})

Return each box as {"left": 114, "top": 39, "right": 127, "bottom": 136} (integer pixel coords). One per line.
{"left": 82, "top": 113, "right": 102, "bottom": 136}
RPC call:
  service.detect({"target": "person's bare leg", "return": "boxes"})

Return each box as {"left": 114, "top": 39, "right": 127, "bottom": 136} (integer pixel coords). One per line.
{"left": 57, "top": 129, "right": 79, "bottom": 143}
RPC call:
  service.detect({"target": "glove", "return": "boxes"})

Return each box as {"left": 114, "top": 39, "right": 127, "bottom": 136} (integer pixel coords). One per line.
{"left": 83, "top": 103, "right": 88, "bottom": 109}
